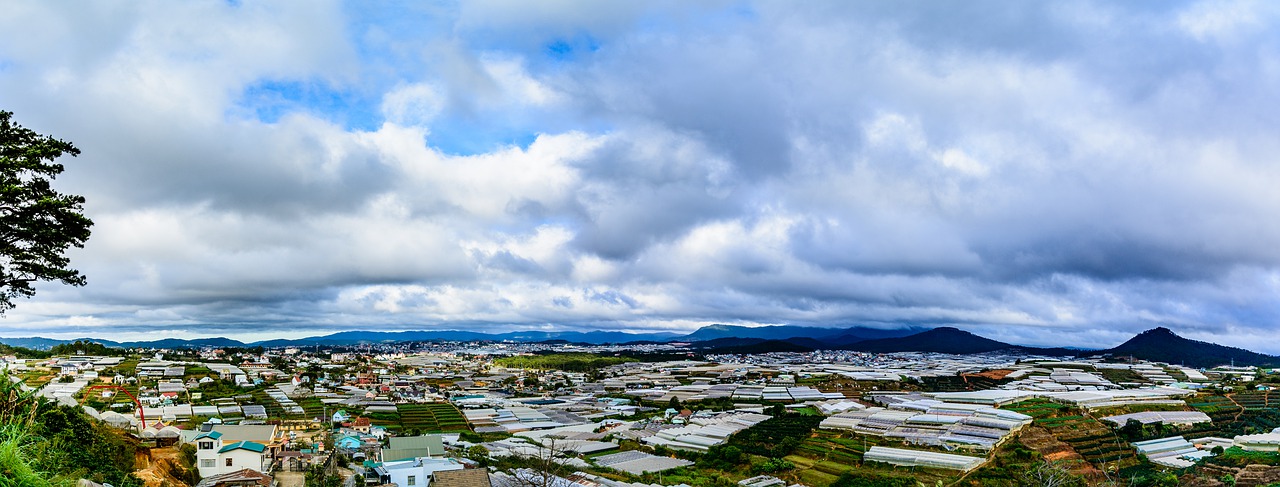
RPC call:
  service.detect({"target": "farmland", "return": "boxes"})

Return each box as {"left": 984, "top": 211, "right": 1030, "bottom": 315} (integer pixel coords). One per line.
{"left": 397, "top": 403, "right": 470, "bottom": 433}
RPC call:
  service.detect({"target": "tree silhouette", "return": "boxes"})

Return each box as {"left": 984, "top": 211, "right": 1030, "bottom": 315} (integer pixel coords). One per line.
{"left": 0, "top": 111, "right": 92, "bottom": 313}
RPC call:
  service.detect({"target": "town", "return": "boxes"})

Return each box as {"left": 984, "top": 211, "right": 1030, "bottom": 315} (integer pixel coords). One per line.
{"left": 6, "top": 334, "right": 1280, "bottom": 487}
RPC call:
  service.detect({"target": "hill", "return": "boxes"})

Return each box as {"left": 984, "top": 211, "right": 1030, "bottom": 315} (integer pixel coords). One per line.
{"left": 699, "top": 338, "right": 815, "bottom": 354}
{"left": 1098, "top": 327, "right": 1279, "bottom": 368}
{"left": 847, "top": 327, "right": 1020, "bottom": 354}
{"left": 676, "top": 324, "right": 920, "bottom": 342}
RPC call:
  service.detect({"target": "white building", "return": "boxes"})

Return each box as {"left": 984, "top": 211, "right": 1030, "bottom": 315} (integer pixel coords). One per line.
{"left": 188, "top": 425, "right": 280, "bottom": 478}
{"left": 384, "top": 457, "right": 465, "bottom": 487}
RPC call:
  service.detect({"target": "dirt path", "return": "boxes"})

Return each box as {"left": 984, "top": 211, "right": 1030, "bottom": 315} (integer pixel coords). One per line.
{"left": 1227, "top": 393, "right": 1246, "bottom": 422}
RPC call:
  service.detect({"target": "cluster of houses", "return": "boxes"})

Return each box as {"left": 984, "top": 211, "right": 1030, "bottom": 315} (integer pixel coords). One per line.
{"left": 11, "top": 341, "right": 1280, "bottom": 486}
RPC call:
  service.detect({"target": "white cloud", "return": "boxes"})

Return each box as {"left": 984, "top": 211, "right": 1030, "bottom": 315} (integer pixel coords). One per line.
{"left": 2, "top": 1, "right": 1280, "bottom": 353}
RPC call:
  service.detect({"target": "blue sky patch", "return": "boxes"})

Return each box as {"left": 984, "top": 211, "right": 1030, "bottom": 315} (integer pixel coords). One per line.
{"left": 236, "top": 80, "right": 380, "bottom": 130}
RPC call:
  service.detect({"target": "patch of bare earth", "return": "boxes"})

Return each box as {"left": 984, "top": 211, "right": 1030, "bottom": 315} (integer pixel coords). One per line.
{"left": 276, "top": 471, "right": 305, "bottom": 487}
{"left": 132, "top": 447, "right": 192, "bottom": 487}
{"left": 966, "top": 369, "right": 1014, "bottom": 380}
{"left": 1017, "top": 426, "right": 1101, "bottom": 478}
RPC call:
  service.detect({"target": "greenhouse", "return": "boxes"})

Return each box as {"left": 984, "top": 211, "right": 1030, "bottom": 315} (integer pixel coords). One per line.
{"left": 863, "top": 446, "right": 985, "bottom": 472}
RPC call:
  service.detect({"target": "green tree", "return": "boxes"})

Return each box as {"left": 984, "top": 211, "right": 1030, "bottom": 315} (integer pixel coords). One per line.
{"left": 0, "top": 111, "right": 93, "bottom": 313}
{"left": 699, "top": 444, "right": 745, "bottom": 470}
{"left": 465, "top": 445, "right": 491, "bottom": 466}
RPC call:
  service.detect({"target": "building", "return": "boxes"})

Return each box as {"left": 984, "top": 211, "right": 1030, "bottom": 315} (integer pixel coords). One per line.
{"left": 433, "top": 468, "right": 492, "bottom": 487}
{"left": 383, "top": 435, "right": 446, "bottom": 462}
{"left": 383, "top": 458, "right": 465, "bottom": 487}
{"left": 189, "top": 424, "right": 282, "bottom": 478}
{"left": 193, "top": 468, "right": 273, "bottom": 487}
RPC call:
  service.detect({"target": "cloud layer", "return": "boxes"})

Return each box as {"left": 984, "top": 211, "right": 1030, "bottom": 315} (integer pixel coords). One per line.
{"left": 2, "top": 1, "right": 1280, "bottom": 351}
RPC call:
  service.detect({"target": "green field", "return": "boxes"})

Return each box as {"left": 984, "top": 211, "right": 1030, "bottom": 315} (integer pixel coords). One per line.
{"left": 397, "top": 402, "right": 470, "bottom": 432}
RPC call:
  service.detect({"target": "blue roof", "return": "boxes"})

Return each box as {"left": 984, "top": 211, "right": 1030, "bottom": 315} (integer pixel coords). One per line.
{"left": 218, "top": 441, "right": 267, "bottom": 453}
{"left": 193, "top": 431, "right": 223, "bottom": 441}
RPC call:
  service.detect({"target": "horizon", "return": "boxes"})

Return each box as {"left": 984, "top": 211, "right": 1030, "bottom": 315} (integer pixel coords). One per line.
{"left": 4, "top": 3, "right": 1280, "bottom": 353}
{"left": 1, "top": 323, "right": 1271, "bottom": 357}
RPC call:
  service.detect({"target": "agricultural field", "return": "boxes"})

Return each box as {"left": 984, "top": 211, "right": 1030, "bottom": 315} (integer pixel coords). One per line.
{"left": 774, "top": 430, "right": 956, "bottom": 487}
{"left": 1229, "top": 391, "right": 1280, "bottom": 411}
{"left": 296, "top": 396, "right": 326, "bottom": 418}
{"left": 1003, "top": 398, "right": 1071, "bottom": 419}
{"left": 1005, "top": 399, "right": 1136, "bottom": 470}
{"left": 18, "top": 368, "right": 56, "bottom": 389}
{"left": 1096, "top": 368, "right": 1147, "bottom": 385}
{"left": 729, "top": 415, "right": 825, "bottom": 456}
{"left": 366, "top": 410, "right": 402, "bottom": 430}
{"left": 396, "top": 402, "right": 470, "bottom": 432}
{"left": 249, "top": 389, "right": 286, "bottom": 417}
{"left": 1188, "top": 394, "right": 1241, "bottom": 420}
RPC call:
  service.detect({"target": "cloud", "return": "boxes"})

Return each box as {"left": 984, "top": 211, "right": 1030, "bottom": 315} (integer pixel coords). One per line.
{"left": 2, "top": 2, "right": 1280, "bottom": 352}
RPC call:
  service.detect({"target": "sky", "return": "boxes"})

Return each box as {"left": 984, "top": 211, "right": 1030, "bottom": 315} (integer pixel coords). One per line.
{"left": 2, "top": 1, "right": 1280, "bottom": 352}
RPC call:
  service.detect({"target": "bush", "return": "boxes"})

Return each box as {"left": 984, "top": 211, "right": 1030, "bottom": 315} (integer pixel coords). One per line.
{"left": 751, "top": 458, "right": 794, "bottom": 474}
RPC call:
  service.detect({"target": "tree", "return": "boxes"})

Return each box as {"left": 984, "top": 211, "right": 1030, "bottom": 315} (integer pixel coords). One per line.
{"left": 465, "top": 445, "right": 491, "bottom": 466}
{"left": 507, "top": 435, "right": 572, "bottom": 487}
{"left": 1019, "top": 460, "right": 1084, "bottom": 487}
{"left": 0, "top": 111, "right": 92, "bottom": 313}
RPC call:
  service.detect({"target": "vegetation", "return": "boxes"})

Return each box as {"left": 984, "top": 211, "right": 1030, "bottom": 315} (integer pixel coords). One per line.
{"left": 729, "top": 415, "right": 824, "bottom": 457}
{"left": 0, "top": 110, "right": 94, "bottom": 314}
{"left": 494, "top": 353, "right": 636, "bottom": 372}
{"left": 397, "top": 402, "right": 469, "bottom": 433}
{"left": 0, "top": 372, "right": 142, "bottom": 486}
{"left": 698, "top": 444, "right": 746, "bottom": 470}
{"left": 48, "top": 340, "right": 124, "bottom": 357}
{"left": 1205, "top": 446, "right": 1280, "bottom": 468}
{"left": 0, "top": 344, "right": 48, "bottom": 359}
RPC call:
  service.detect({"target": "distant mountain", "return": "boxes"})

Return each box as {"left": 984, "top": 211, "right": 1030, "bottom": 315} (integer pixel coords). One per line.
{"left": 0, "top": 337, "right": 74, "bottom": 350}
{"left": 824, "top": 327, "right": 931, "bottom": 346}
{"left": 848, "top": 327, "right": 1020, "bottom": 355}
{"left": 118, "top": 337, "right": 247, "bottom": 349}
{"left": 781, "top": 336, "right": 828, "bottom": 349}
{"left": 688, "top": 337, "right": 770, "bottom": 348}
{"left": 492, "top": 330, "right": 681, "bottom": 344}
{"left": 1098, "top": 327, "right": 1279, "bottom": 368}
{"left": 249, "top": 329, "right": 681, "bottom": 347}
{"left": 700, "top": 338, "right": 815, "bottom": 354}
{"left": 676, "top": 324, "right": 920, "bottom": 343}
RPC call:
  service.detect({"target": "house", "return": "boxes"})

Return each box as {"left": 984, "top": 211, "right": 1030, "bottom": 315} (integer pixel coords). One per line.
{"left": 218, "top": 442, "right": 268, "bottom": 474}
{"left": 383, "top": 457, "right": 464, "bottom": 487}
{"left": 352, "top": 417, "right": 372, "bottom": 434}
{"left": 432, "top": 468, "right": 492, "bottom": 487}
{"left": 335, "top": 435, "right": 362, "bottom": 451}
{"left": 188, "top": 424, "right": 282, "bottom": 478}
{"left": 193, "top": 467, "right": 273, "bottom": 487}
{"left": 382, "top": 435, "right": 445, "bottom": 462}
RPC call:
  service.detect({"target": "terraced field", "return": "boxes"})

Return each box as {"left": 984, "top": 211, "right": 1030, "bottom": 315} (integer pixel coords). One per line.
{"left": 1230, "top": 391, "right": 1280, "bottom": 411}
{"left": 397, "top": 403, "right": 470, "bottom": 432}
{"left": 249, "top": 390, "right": 287, "bottom": 417}
{"left": 1004, "top": 400, "right": 1136, "bottom": 469}
{"left": 1003, "top": 398, "right": 1070, "bottom": 420}
{"left": 1189, "top": 394, "right": 1241, "bottom": 421}
{"left": 366, "top": 410, "right": 403, "bottom": 430}
{"left": 297, "top": 397, "right": 325, "bottom": 418}
{"left": 787, "top": 430, "right": 955, "bottom": 486}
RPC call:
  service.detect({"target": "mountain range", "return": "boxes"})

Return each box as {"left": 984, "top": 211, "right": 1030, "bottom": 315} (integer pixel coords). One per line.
{"left": 1, "top": 324, "right": 1275, "bottom": 368}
